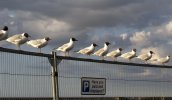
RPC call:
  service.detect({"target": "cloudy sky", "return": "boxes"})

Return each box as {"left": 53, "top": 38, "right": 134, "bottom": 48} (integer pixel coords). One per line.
{"left": 1, "top": 0, "right": 172, "bottom": 97}
{"left": 1, "top": 0, "right": 172, "bottom": 57}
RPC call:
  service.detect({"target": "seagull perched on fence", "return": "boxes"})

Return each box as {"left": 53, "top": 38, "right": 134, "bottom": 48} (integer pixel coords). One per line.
{"left": 137, "top": 51, "right": 154, "bottom": 63}
{"left": 153, "top": 55, "right": 170, "bottom": 65}
{"left": 106, "top": 48, "right": 123, "bottom": 61}
{"left": 93, "top": 42, "right": 110, "bottom": 60}
{"left": 0, "top": 26, "right": 8, "bottom": 41}
{"left": 55, "top": 37, "right": 78, "bottom": 56}
{"left": 76, "top": 43, "right": 98, "bottom": 55}
{"left": 6, "top": 33, "right": 30, "bottom": 50}
{"left": 27, "top": 37, "right": 51, "bottom": 53}
{"left": 121, "top": 48, "right": 137, "bottom": 62}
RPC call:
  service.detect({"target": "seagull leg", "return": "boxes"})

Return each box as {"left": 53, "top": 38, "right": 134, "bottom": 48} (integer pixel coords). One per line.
{"left": 39, "top": 48, "right": 41, "bottom": 53}
{"left": 112, "top": 57, "right": 116, "bottom": 61}
{"left": 64, "top": 52, "right": 67, "bottom": 56}
{"left": 145, "top": 61, "right": 147, "bottom": 64}
{"left": 128, "top": 59, "right": 131, "bottom": 62}
{"left": 67, "top": 52, "right": 69, "bottom": 56}
{"left": 101, "top": 56, "right": 104, "bottom": 60}
{"left": 17, "top": 45, "right": 20, "bottom": 50}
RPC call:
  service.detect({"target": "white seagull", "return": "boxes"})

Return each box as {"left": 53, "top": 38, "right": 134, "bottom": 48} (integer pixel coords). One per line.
{"left": 55, "top": 37, "right": 78, "bottom": 56}
{"left": 106, "top": 48, "right": 123, "bottom": 61}
{"left": 77, "top": 43, "right": 98, "bottom": 55}
{"left": 93, "top": 42, "right": 110, "bottom": 60}
{"left": 0, "top": 26, "right": 8, "bottom": 41}
{"left": 137, "top": 51, "right": 154, "bottom": 63}
{"left": 27, "top": 37, "right": 51, "bottom": 53}
{"left": 6, "top": 33, "right": 30, "bottom": 50}
{"left": 154, "top": 55, "right": 170, "bottom": 65}
{"left": 121, "top": 48, "right": 137, "bottom": 61}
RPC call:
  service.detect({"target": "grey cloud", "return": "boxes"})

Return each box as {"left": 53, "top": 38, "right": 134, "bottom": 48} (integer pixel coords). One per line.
{"left": 0, "top": 0, "right": 172, "bottom": 56}
{"left": 0, "top": 0, "right": 172, "bottom": 30}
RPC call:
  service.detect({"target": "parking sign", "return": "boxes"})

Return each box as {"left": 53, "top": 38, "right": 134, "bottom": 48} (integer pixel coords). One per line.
{"left": 81, "top": 77, "right": 106, "bottom": 95}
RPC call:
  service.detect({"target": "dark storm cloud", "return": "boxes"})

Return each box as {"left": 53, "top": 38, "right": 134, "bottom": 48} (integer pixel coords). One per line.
{"left": 1, "top": 0, "right": 172, "bottom": 30}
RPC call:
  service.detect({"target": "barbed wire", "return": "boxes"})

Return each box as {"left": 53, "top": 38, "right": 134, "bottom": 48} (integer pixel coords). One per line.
{"left": 58, "top": 76, "right": 172, "bottom": 83}
{"left": 0, "top": 72, "right": 50, "bottom": 76}
{"left": 0, "top": 72, "right": 172, "bottom": 83}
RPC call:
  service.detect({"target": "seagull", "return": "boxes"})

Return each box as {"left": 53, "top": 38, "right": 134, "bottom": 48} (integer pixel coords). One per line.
{"left": 93, "top": 42, "right": 110, "bottom": 60}
{"left": 121, "top": 48, "right": 137, "bottom": 61}
{"left": 55, "top": 37, "right": 78, "bottom": 56}
{"left": 137, "top": 51, "right": 154, "bottom": 63}
{"left": 0, "top": 26, "right": 8, "bottom": 41}
{"left": 27, "top": 37, "right": 51, "bottom": 53}
{"left": 106, "top": 48, "right": 123, "bottom": 61}
{"left": 6, "top": 33, "right": 30, "bottom": 50}
{"left": 76, "top": 43, "right": 98, "bottom": 55}
{"left": 154, "top": 55, "right": 170, "bottom": 65}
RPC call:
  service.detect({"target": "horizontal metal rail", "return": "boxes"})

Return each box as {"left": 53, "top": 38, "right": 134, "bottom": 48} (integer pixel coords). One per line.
{"left": 0, "top": 47, "right": 51, "bottom": 57}
{"left": 56, "top": 56, "right": 172, "bottom": 68}
{"left": 0, "top": 47, "right": 171, "bottom": 68}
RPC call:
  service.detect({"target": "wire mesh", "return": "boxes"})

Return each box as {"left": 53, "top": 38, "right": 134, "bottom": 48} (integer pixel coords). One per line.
{"left": 0, "top": 51, "right": 52, "bottom": 97}
{"left": 0, "top": 47, "right": 172, "bottom": 98}
{"left": 57, "top": 59, "right": 172, "bottom": 97}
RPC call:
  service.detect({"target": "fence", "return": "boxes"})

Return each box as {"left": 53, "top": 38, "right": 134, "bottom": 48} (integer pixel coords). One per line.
{"left": 0, "top": 47, "right": 172, "bottom": 100}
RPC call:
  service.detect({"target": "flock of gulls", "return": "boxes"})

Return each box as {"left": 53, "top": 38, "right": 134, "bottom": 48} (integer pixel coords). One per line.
{"left": 0, "top": 26, "right": 170, "bottom": 65}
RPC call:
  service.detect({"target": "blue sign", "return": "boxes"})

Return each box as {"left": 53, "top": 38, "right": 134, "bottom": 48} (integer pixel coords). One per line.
{"left": 82, "top": 80, "right": 90, "bottom": 92}
{"left": 81, "top": 77, "right": 106, "bottom": 95}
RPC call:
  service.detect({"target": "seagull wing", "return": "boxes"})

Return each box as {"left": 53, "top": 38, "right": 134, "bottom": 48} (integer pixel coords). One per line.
{"left": 27, "top": 39, "right": 42, "bottom": 47}
{"left": 158, "top": 57, "right": 169, "bottom": 63}
{"left": 93, "top": 48, "right": 104, "bottom": 56}
{"left": 0, "top": 31, "right": 4, "bottom": 37}
{"left": 77, "top": 47, "right": 90, "bottom": 54}
{"left": 57, "top": 43, "right": 69, "bottom": 51}
{"left": 6, "top": 34, "right": 21, "bottom": 42}
{"left": 137, "top": 54, "right": 148, "bottom": 60}
{"left": 106, "top": 50, "right": 119, "bottom": 57}
{"left": 121, "top": 52, "right": 133, "bottom": 58}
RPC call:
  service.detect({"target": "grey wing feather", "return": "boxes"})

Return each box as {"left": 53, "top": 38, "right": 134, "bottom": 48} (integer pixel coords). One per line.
{"left": 57, "top": 43, "right": 68, "bottom": 51}
{"left": 94, "top": 48, "right": 104, "bottom": 55}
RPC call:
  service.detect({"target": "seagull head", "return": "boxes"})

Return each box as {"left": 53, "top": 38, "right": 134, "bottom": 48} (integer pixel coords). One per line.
{"left": 45, "top": 37, "right": 51, "bottom": 41}
{"left": 119, "top": 48, "right": 123, "bottom": 51}
{"left": 167, "top": 55, "right": 170, "bottom": 58}
{"left": 3, "top": 26, "right": 8, "bottom": 31}
{"left": 71, "top": 37, "right": 78, "bottom": 41}
{"left": 105, "top": 42, "right": 110, "bottom": 46}
{"left": 92, "top": 43, "right": 98, "bottom": 47}
{"left": 149, "top": 51, "right": 154, "bottom": 54}
{"left": 23, "top": 33, "right": 31, "bottom": 38}
{"left": 132, "top": 48, "right": 136, "bottom": 52}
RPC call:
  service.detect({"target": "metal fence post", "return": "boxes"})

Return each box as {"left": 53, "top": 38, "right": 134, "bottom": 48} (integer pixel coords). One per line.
{"left": 50, "top": 51, "right": 57, "bottom": 100}
{"left": 53, "top": 51, "right": 62, "bottom": 100}
{"left": 49, "top": 51, "right": 61, "bottom": 100}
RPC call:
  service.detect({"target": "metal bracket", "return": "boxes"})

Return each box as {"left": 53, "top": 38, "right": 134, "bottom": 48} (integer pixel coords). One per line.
{"left": 51, "top": 72, "right": 58, "bottom": 76}
{"left": 48, "top": 57, "right": 62, "bottom": 66}
{"left": 48, "top": 57, "right": 54, "bottom": 66}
